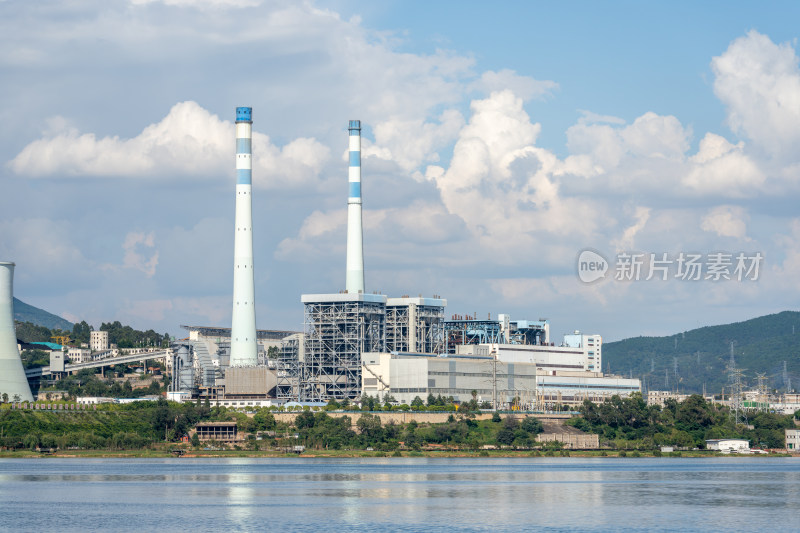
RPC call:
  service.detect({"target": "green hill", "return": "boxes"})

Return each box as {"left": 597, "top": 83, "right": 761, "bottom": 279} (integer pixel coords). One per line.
{"left": 603, "top": 311, "right": 800, "bottom": 395}
{"left": 13, "top": 298, "right": 73, "bottom": 331}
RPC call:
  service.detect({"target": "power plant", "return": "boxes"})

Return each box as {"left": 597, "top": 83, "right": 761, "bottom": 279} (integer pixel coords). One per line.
{"left": 14, "top": 110, "right": 640, "bottom": 409}
{"left": 0, "top": 262, "right": 34, "bottom": 402}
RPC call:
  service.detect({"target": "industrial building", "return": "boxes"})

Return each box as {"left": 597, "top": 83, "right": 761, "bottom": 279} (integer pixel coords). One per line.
{"left": 360, "top": 329, "right": 640, "bottom": 409}
{"left": 165, "top": 114, "right": 641, "bottom": 408}
{"left": 299, "top": 293, "right": 386, "bottom": 401}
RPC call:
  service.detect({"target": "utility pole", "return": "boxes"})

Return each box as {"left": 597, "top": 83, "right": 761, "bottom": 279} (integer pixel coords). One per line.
{"left": 727, "top": 365, "right": 746, "bottom": 426}
{"left": 783, "top": 361, "right": 789, "bottom": 391}
{"left": 492, "top": 356, "right": 498, "bottom": 411}
{"left": 756, "top": 373, "right": 769, "bottom": 412}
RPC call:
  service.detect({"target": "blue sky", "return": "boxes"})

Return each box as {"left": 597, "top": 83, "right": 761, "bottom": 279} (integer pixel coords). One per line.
{"left": 2, "top": 0, "right": 800, "bottom": 342}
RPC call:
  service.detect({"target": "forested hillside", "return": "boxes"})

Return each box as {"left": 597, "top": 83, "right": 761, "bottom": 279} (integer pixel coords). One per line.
{"left": 12, "top": 298, "right": 73, "bottom": 331}
{"left": 604, "top": 311, "right": 800, "bottom": 395}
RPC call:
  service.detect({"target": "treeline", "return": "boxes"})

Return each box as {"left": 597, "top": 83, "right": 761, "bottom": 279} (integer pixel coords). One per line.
{"left": 337, "top": 393, "right": 495, "bottom": 413}
{"left": 0, "top": 399, "right": 545, "bottom": 452}
{"left": 38, "top": 369, "right": 167, "bottom": 399}
{"left": 99, "top": 321, "right": 170, "bottom": 349}
{"left": 569, "top": 393, "right": 797, "bottom": 449}
{"left": 14, "top": 320, "right": 171, "bottom": 349}
{"left": 291, "top": 411, "right": 544, "bottom": 451}
{"left": 0, "top": 399, "right": 225, "bottom": 450}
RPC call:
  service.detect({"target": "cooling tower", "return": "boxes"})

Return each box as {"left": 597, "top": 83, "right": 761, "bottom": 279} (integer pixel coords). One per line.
{"left": 230, "top": 107, "right": 258, "bottom": 367}
{"left": 345, "top": 120, "right": 365, "bottom": 294}
{"left": 0, "top": 262, "right": 34, "bottom": 402}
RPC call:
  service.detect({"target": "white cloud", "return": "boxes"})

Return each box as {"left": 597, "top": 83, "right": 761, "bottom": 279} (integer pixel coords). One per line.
{"left": 620, "top": 112, "right": 689, "bottom": 159}
{"left": 712, "top": 30, "right": 800, "bottom": 161}
{"left": 9, "top": 101, "right": 229, "bottom": 178}
{"left": 424, "top": 90, "right": 605, "bottom": 265}
{"left": 612, "top": 207, "right": 651, "bottom": 251}
{"left": 470, "top": 69, "right": 558, "bottom": 101}
{"left": 563, "top": 111, "right": 690, "bottom": 189}
{"left": 683, "top": 133, "right": 764, "bottom": 195}
{"left": 700, "top": 206, "right": 750, "bottom": 240}
{"left": 9, "top": 101, "right": 331, "bottom": 189}
{"left": 121, "top": 231, "right": 159, "bottom": 277}
{"left": 371, "top": 109, "right": 465, "bottom": 172}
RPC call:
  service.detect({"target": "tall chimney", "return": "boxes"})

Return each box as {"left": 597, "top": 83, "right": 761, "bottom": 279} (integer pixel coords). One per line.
{"left": 345, "top": 120, "right": 365, "bottom": 294}
{"left": 0, "top": 262, "right": 34, "bottom": 402}
{"left": 230, "top": 107, "right": 257, "bottom": 367}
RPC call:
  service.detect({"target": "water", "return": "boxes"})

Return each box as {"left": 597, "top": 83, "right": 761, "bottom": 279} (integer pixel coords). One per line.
{"left": 1, "top": 457, "right": 798, "bottom": 532}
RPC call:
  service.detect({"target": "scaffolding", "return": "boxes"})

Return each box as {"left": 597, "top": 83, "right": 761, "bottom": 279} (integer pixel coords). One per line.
{"left": 276, "top": 333, "right": 303, "bottom": 401}
{"left": 385, "top": 297, "right": 446, "bottom": 354}
{"left": 301, "top": 293, "right": 386, "bottom": 401}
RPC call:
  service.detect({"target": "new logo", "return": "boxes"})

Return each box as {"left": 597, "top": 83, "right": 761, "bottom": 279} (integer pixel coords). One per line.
{"left": 577, "top": 249, "right": 609, "bottom": 283}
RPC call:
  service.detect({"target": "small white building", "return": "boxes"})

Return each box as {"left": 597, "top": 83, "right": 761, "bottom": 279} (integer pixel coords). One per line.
{"left": 77, "top": 396, "right": 115, "bottom": 405}
{"left": 706, "top": 438, "right": 750, "bottom": 454}
{"left": 67, "top": 347, "right": 92, "bottom": 364}
{"left": 90, "top": 330, "right": 109, "bottom": 352}
{"left": 786, "top": 429, "right": 800, "bottom": 453}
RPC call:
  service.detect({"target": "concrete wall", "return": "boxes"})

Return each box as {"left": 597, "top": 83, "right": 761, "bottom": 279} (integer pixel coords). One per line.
{"left": 536, "top": 432, "right": 599, "bottom": 449}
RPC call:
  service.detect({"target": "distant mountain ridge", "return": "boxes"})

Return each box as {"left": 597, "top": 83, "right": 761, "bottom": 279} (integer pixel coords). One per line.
{"left": 603, "top": 311, "right": 800, "bottom": 395}
{"left": 13, "top": 297, "right": 74, "bottom": 331}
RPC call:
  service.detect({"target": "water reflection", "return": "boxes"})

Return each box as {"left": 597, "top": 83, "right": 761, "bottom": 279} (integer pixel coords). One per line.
{"left": 1, "top": 458, "right": 799, "bottom": 532}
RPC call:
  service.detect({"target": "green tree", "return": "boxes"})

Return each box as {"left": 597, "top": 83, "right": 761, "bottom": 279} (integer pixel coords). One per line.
{"left": 520, "top": 416, "right": 543, "bottom": 434}
{"left": 253, "top": 408, "right": 276, "bottom": 431}
{"left": 72, "top": 320, "right": 93, "bottom": 345}
{"left": 410, "top": 396, "right": 425, "bottom": 411}
{"left": 356, "top": 413, "right": 383, "bottom": 442}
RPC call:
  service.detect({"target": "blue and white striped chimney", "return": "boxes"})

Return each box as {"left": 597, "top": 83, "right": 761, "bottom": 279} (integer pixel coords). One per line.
{"left": 345, "top": 120, "right": 365, "bottom": 294}
{"left": 230, "top": 107, "right": 257, "bottom": 366}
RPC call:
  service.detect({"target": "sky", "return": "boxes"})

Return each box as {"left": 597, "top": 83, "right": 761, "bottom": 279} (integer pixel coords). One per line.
{"left": 2, "top": 0, "right": 800, "bottom": 342}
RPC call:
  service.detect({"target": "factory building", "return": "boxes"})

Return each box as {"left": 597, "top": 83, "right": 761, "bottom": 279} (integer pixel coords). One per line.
{"left": 386, "top": 297, "right": 447, "bottom": 354}
{"left": 300, "top": 293, "right": 386, "bottom": 401}
{"left": 361, "top": 330, "right": 639, "bottom": 409}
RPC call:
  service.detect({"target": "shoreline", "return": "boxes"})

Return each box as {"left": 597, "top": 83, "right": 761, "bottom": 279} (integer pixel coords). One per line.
{"left": 0, "top": 449, "right": 794, "bottom": 459}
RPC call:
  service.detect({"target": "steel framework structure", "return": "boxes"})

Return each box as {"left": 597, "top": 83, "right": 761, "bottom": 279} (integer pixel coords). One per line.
{"left": 301, "top": 298, "right": 385, "bottom": 401}
{"left": 276, "top": 335, "right": 302, "bottom": 400}
{"left": 385, "top": 301, "right": 445, "bottom": 354}
{"left": 442, "top": 318, "right": 548, "bottom": 354}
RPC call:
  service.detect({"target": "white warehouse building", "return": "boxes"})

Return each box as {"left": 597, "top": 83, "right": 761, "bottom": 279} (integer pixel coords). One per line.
{"left": 362, "top": 331, "right": 639, "bottom": 408}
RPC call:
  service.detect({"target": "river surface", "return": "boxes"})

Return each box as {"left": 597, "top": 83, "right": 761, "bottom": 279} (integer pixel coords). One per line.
{"left": 1, "top": 457, "right": 798, "bottom": 532}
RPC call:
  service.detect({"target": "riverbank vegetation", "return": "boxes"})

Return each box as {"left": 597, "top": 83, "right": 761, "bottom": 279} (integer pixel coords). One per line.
{"left": 568, "top": 393, "right": 797, "bottom": 450}
{"left": 1, "top": 393, "right": 796, "bottom": 456}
